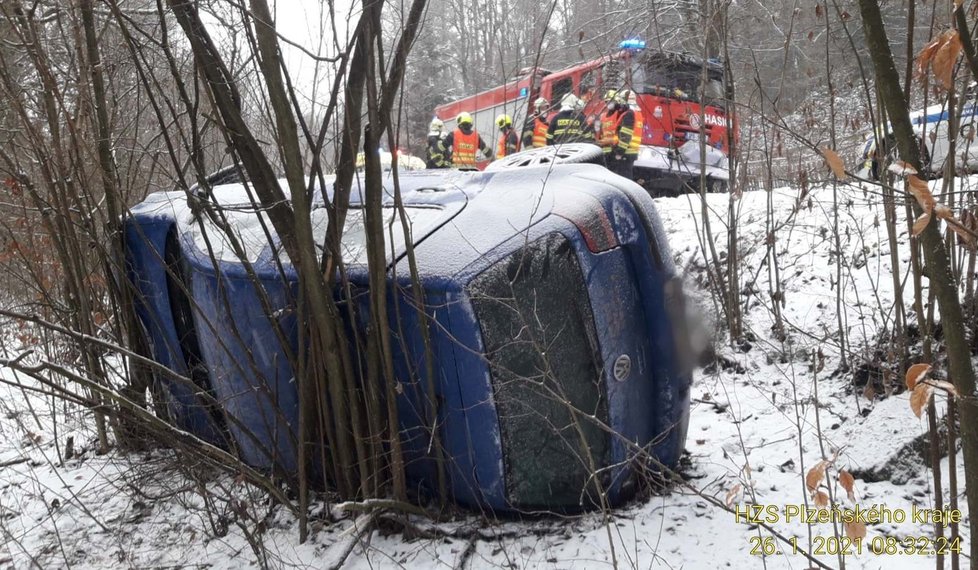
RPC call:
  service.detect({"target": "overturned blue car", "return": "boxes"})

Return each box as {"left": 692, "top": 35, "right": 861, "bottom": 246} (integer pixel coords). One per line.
{"left": 124, "top": 154, "right": 692, "bottom": 513}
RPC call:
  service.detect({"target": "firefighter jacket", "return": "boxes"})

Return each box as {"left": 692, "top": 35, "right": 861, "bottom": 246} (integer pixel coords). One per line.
{"left": 441, "top": 127, "right": 487, "bottom": 169}
{"left": 521, "top": 114, "right": 549, "bottom": 148}
{"left": 426, "top": 134, "right": 448, "bottom": 168}
{"left": 598, "top": 109, "right": 623, "bottom": 153}
{"left": 496, "top": 127, "right": 520, "bottom": 159}
{"left": 546, "top": 110, "right": 592, "bottom": 145}
{"left": 611, "top": 108, "right": 643, "bottom": 158}
{"left": 620, "top": 106, "right": 644, "bottom": 157}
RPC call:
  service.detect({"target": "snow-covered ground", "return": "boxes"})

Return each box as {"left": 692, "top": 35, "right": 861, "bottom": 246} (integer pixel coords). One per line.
{"left": 1, "top": 178, "right": 972, "bottom": 569}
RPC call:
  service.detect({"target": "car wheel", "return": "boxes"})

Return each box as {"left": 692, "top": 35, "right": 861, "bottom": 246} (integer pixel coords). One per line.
{"left": 484, "top": 143, "right": 604, "bottom": 171}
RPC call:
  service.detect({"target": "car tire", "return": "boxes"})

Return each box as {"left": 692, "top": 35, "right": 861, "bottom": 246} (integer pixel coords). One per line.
{"left": 484, "top": 143, "right": 604, "bottom": 171}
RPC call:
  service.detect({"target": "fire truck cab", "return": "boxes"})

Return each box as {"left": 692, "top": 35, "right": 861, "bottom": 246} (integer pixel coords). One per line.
{"left": 434, "top": 40, "right": 734, "bottom": 195}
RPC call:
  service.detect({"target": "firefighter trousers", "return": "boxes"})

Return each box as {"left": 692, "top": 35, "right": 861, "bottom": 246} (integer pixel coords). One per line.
{"left": 606, "top": 156, "right": 635, "bottom": 180}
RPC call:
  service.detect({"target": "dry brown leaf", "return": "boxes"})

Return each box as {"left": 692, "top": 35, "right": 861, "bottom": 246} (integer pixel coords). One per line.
{"left": 806, "top": 460, "right": 828, "bottom": 493}
{"left": 907, "top": 175, "right": 937, "bottom": 213}
{"left": 956, "top": 0, "right": 965, "bottom": 10}
{"left": 933, "top": 31, "right": 963, "bottom": 89}
{"left": 823, "top": 148, "right": 846, "bottom": 179}
{"left": 725, "top": 483, "right": 742, "bottom": 508}
{"left": 951, "top": 222, "right": 975, "bottom": 245}
{"left": 951, "top": 213, "right": 978, "bottom": 251}
{"left": 935, "top": 205, "right": 954, "bottom": 220}
{"left": 814, "top": 490, "right": 830, "bottom": 508}
{"left": 910, "top": 383, "right": 934, "bottom": 418}
{"left": 906, "top": 363, "right": 931, "bottom": 390}
{"left": 916, "top": 35, "right": 945, "bottom": 75}
{"left": 913, "top": 212, "right": 932, "bottom": 236}
{"left": 845, "top": 520, "right": 867, "bottom": 540}
{"left": 839, "top": 470, "right": 856, "bottom": 501}
{"left": 887, "top": 160, "right": 918, "bottom": 176}
{"left": 929, "top": 379, "right": 960, "bottom": 397}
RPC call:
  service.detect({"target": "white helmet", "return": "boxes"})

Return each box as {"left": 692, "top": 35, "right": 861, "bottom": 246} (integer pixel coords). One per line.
{"left": 620, "top": 89, "right": 638, "bottom": 107}
{"left": 429, "top": 117, "right": 444, "bottom": 133}
{"left": 534, "top": 97, "right": 549, "bottom": 111}
{"left": 560, "top": 93, "right": 580, "bottom": 111}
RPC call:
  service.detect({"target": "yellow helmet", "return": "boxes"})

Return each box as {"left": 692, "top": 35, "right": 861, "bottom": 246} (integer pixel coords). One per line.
{"left": 495, "top": 114, "right": 512, "bottom": 129}
{"left": 603, "top": 89, "right": 619, "bottom": 102}
{"left": 456, "top": 112, "right": 473, "bottom": 127}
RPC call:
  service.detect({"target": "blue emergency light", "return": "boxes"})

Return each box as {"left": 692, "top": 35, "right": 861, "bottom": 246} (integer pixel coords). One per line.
{"left": 619, "top": 38, "right": 646, "bottom": 50}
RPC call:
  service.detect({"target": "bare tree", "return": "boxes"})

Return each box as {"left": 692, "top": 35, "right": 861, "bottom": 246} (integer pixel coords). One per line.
{"left": 858, "top": 0, "right": 978, "bottom": 564}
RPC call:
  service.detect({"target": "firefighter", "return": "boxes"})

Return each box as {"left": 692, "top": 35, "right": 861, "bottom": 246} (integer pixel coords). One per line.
{"left": 604, "top": 89, "right": 642, "bottom": 179}
{"left": 495, "top": 114, "right": 520, "bottom": 159}
{"left": 546, "top": 93, "right": 592, "bottom": 145}
{"left": 440, "top": 112, "right": 488, "bottom": 170}
{"left": 521, "top": 97, "right": 550, "bottom": 149}
{"left": 622, "top": 89, "right": 644, "bottom": 175}
{"left": 425, "top": 117, "right": 448, "bottom": 168}
{"left": 597, "top": 89, "right": 624, "bottom": 156}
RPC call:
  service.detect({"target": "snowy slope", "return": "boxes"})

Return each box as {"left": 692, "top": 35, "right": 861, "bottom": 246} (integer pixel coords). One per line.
{"left": 1, "top": 178, "right": 973, "bottom": 569}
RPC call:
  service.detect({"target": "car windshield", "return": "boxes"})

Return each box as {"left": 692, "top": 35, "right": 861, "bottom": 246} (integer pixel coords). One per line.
{"left": 605, "top": 54, "right": 724, "bottom": 105}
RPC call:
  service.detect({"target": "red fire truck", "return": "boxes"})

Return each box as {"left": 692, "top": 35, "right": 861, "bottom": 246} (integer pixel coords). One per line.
{"left": 433, "top": 40, "right": 734, "bottom": 195}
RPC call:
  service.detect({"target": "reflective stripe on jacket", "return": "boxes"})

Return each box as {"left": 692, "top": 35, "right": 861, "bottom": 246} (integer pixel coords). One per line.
{"left": 451, "top": 128, "right": 479, "bottom": 168}
{"left": 616, "top": 109, "right": 643, "bottom": 157}
{"left": 426, "top": 134, "right": 447, "bottom": 168}
{"left": 599, "top": 110, "right": 622, "bottom": 153}
{"left": 496, "top": 128, "right": 520, "bottom": 158}
{"left": 629, "top": 108, "right": 644, "bottom": 156}
{"left": 546, "top": 111, "right": 591, "bottom": 145}
{"left": 521, "top": 114, "right": 549, "bottom": 148}
{"left": 531, "top": 117, "right": 548, "bottom": 147}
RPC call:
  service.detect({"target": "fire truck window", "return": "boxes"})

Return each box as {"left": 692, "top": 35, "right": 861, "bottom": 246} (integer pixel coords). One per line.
{"left": 701, "top": 77, "right": 725, "bottom": 102}
{"left": 635, "top": 56, "right": 725, "bottom": 104}
{"left": 638, "top": 60, "right": 684, "bottom": 96}
{"left": 552, "top": 78, "right": 573, "bottom": 104}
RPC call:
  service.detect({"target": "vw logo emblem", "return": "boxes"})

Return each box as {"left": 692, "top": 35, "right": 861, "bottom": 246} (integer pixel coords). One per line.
{"left": 613, "top": 354, "right": 631, "bottom": 382}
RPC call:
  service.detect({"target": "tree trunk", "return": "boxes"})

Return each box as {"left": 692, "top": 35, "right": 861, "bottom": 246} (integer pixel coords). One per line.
{"left": 857, "top": 1, "right": 978, "bottom": 564}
